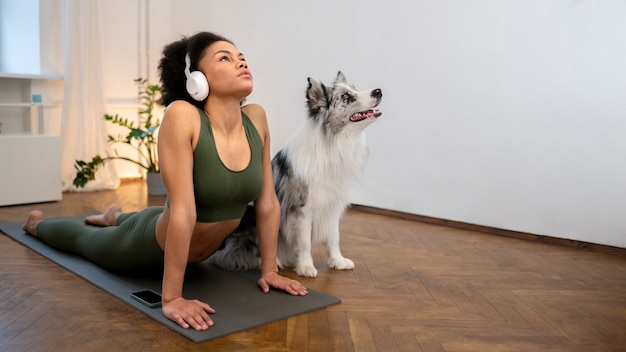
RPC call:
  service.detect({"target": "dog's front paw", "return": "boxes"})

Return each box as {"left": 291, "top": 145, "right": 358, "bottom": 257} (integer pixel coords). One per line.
{"left": 328, "top": 257, "right": 355, "bottom": 270}
{"left": 295, "top": 264, "right": 318, "bottom": 277}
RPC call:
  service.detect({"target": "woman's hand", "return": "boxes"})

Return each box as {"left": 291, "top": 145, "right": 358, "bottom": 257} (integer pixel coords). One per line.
{"left": 162, "top": 297, "right": 216, "bottom": 330}
{"left": 257, "top": 271, "right": 309, "bottom": 296}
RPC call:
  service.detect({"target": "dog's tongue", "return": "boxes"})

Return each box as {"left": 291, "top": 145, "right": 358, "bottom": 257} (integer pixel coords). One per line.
{"left": 350, "top": 109, "right": 382, "bottom": 122}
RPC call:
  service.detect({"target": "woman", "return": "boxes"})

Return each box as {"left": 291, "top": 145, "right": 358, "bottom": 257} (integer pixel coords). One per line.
{"left": 22, "top": 31, "right": 308, "bottom": 331}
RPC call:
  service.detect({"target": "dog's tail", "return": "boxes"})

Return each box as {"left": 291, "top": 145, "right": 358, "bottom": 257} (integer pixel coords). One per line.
{"left": 206, "top": 205, "right": 262, "bottom": 271}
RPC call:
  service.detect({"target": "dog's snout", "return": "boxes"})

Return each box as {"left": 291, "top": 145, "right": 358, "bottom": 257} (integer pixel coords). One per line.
{"left": 371, "top": 89, "right": 382, "bottom": 99}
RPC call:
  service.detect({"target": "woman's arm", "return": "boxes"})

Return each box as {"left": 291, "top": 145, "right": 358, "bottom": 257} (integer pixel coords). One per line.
{"left": 242, "top": 104, "right": 308, "bottom": 296}
{"left": 158, "top": 101, "right": 215, "bottom": 330}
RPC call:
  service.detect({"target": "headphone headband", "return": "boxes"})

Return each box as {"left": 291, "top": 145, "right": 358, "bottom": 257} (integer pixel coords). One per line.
{"left": 184, "top": 53, "right": 192, "bottom": 76}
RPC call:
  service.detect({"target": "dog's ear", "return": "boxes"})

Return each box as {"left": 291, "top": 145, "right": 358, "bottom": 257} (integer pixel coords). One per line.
{"left": 306, "top": 77, "right": 329, "bottom": 117}
{"left": 333, "top": 71, "right": 347, "bottom": 85}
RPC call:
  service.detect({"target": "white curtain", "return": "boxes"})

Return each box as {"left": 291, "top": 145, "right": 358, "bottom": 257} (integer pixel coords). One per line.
{"left": 60, "top": 0, "right": 119, "bottom": 191}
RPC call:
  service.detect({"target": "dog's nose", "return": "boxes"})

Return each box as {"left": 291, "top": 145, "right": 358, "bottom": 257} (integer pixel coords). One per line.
{"left": 371, "top": 89, "right": 382, "bottom": 98}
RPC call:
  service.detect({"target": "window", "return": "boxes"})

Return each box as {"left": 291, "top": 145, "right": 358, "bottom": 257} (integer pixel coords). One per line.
{"left": 0, "top": 0, "right": 41, "bottom": 75}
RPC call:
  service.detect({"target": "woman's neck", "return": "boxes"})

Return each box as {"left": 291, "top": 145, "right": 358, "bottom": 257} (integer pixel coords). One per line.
{"left": 203, "top": 96, "right": 243, "bottom": 134}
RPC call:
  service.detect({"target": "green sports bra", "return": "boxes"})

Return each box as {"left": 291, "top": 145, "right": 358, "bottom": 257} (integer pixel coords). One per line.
{"left": 191, "top": 108, "right": 263, "bottom": 222}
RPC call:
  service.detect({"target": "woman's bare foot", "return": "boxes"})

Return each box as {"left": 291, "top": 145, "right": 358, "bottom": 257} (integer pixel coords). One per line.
{"left": 23, "top": 210, "right": 44, "bottom": 236}
{"left": 84, "top": 203, "right": 122, "bottom": 227}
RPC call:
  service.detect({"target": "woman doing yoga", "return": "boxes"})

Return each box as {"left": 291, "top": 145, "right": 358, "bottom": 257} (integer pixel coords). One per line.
{"left": 22, "top": 31, "right": 308, "bottom": 331}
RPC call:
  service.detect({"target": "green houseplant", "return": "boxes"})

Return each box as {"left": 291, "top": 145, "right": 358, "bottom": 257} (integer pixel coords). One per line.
{"left": 73, "top": 78, "right": 162, "bottom": 192}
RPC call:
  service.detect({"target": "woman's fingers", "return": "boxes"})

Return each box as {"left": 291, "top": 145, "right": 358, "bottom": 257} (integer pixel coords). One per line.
{"left": 164, "top": 298, "right": 215, "bottom": 330}
{"left": 284, "top": 280, "right": 308, "bottom": 296}
{"left": 183, "top": 301, "right": 214, "bottom": 330}
{"left": 258, "top": 273, "right": 309, "bottom": 296}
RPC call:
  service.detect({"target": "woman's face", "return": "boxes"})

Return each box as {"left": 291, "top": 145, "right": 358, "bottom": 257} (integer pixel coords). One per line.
{"left": 198, "top": 41, "right": 253, "bottom": 98}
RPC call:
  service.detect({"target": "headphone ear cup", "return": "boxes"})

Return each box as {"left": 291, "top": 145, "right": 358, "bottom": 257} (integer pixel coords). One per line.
{"left": 186, "top": 71, "right": 209, "bottom": 101}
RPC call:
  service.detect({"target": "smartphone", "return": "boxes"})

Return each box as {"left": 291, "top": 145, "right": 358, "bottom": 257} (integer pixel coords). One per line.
{"left": 131, "top": 290, "right": 162, "bottom": 308}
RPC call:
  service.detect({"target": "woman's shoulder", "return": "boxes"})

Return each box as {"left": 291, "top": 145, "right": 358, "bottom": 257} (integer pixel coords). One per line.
{"left": 241, "top": 103, "right": 268, "bottom": 137}
{"left": 161, "top": 100, "right": 202, "bottom": 129}
{"left": 164, "top": 100, "right": 200, "bottom": 117}
{"left": 241, "top": 103, "right": 267, "bottom": 125}
{"left": 159, "top": 100, "right": 202, "bottom": 141}
{"left": 241, "top": 103, "right": 265, "bottom": 117}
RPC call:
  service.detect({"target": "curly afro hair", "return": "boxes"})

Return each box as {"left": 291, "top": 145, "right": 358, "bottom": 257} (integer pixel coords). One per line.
{"left": 157, "top": 32, "right": 233, "bottom": 108}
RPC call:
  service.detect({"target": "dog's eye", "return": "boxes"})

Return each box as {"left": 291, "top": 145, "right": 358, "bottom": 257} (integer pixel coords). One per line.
{"left": 340, "top": 93, "right": 354, "bottom": 103}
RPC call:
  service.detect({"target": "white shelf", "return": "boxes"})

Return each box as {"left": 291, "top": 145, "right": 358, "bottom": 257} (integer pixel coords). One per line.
{"left": 0, "top": 72, "right": 63, "bottom": 80}
{"left": 0, "top": 102, "right": 34, "bottom": 107}
{"left": 0, "top": 76, "right": 63, "bottom": 205}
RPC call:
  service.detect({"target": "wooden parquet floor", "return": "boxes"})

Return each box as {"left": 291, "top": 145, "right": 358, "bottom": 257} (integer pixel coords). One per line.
{"left": 1, "top": 180, "right": 625, "bottom": 351}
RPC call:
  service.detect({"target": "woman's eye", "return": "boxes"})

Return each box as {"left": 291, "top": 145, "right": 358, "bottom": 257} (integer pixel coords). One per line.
{"left": 220, "top": 56, "right": 230, "bottom": 62}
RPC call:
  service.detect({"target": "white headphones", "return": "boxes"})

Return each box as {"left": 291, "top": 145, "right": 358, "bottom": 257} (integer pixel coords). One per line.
{"left": 184, "top": 53, "right": 209, "bottom": 101}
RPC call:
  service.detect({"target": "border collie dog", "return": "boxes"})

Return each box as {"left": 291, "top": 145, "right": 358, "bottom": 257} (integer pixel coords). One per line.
{"left": 208, "top": 71, "right": 382, "bottom": 277}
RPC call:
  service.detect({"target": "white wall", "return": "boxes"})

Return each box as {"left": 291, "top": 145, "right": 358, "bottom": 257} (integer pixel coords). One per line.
{"left": 158, "top": 0, "right": 626, "bottom": 248}
{"left": 96, "top": 0, "right": 170, "bottom": 178}
{"left": 65, "top": 1, "right": 625, "bottom": 248}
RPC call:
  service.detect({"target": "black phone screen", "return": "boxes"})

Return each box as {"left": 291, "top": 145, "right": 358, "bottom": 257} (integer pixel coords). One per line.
{"left": 131, "top": 290, "right": 161, "bottom": 304}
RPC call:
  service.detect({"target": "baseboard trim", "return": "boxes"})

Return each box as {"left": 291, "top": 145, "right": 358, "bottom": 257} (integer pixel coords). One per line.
{"left": 349, "top": 204, "right": 626, "bottom": 258}
{"left": 119, "top": 177, "right": 143, "bottom": 183}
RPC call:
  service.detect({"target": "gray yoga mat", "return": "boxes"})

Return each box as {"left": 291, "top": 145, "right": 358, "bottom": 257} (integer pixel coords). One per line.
{"left": 0, "top": 212, "right": 340, "bottom": 343}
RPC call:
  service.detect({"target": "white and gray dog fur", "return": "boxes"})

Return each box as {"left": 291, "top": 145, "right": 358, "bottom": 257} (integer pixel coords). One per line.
{"left": 207, "top": 71, "right": 382, "bottom": 277}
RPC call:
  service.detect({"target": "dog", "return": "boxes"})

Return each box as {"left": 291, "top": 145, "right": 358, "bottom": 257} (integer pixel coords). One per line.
{"left": 208, "top": 71, "right": 382, "bottom": 277}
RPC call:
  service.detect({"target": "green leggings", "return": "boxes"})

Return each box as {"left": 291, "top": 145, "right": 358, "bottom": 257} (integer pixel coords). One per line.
{"left": 37, "top": 206, "right": 165, "bottom": 275}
